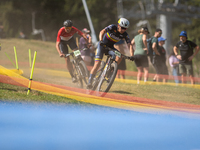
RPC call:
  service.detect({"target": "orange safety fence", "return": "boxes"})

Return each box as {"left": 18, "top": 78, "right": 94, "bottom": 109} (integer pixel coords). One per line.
{"left": 1, "top": 60, "right": 200, "bottom": 84}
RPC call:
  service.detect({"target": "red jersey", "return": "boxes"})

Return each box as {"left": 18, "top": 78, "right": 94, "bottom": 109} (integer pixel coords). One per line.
{"left": 56, "top": 26, "right": 83, "bottom": 42}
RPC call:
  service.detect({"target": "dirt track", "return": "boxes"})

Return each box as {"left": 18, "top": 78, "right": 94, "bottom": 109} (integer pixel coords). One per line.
{"left": 1, "top": 73, "right": 200, "bottom": 116}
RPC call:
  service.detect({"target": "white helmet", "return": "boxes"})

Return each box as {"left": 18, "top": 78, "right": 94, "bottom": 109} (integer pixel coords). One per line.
{"left": 118, "top": 18, "right": 130, "bottom": 28}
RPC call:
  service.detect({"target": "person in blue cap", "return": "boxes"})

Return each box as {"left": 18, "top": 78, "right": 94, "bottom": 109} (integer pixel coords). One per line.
{"left": 152, "top": 36, "right": 168, "bottom": 82}
{"left": 173, "top": 31, "right": 199, "bottom": 84}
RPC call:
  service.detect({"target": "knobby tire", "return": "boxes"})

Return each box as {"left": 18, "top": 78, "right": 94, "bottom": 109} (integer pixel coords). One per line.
{"left": 97, "top": 61, "right": 118, "bottom": 93}
{"left": 92, "top": 61, "right": 105, "bottom": 91}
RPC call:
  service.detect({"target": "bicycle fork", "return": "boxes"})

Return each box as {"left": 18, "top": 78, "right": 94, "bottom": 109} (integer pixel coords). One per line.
{"left": 100, "top": 58, "right": 113, "bottom": 81}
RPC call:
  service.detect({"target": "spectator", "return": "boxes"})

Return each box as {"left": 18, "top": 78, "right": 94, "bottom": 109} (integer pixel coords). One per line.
{"left": 173, "top": 31, "right": 199, "bottom": 84}
{"left": 79, "top": 28, "right": 92, "bottom": 66}
{"left": 114, "top": 40, "right": 128, "bottom": 79}
{"left": 153, "top": 37, "right": 169, "bottom": 82}
{"left": 130, "top": 27, "right": 149, "bottom": 84}
{"left": 149, "top": 28, "right": 162, "bottom": 81}
{"left": 169, "top": 50, "right": 180, "bottom": 84}
{"left": 19, "top": 31, "right": 27, "bottom": 39}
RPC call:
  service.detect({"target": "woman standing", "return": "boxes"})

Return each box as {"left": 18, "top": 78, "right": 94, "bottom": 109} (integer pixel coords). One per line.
{"left": 130, "top": 27, "right": 149, "bottom": 84}
{"left": 169, "top": 51, "right": 180, "bottom": 83}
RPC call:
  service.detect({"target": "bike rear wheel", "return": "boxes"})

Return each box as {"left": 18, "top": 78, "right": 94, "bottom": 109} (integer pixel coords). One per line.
{"left": 97, "top": 61, "right": 118, "bottom": 93}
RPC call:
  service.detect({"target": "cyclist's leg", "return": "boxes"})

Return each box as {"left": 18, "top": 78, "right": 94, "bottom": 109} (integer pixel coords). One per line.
{"left": 68, "top": 37, "right": 78, "bottom": 51}
{"left": 87, "top": 43, "right": 104, "bottom": 87}
{"left": 63, "top": 38, "right": 79, "bottom": 81}
{"left": 59, "top": 40, "right": 74, "bottom": 78}
{"left": 108, "top": 47, "right": 122, "bottom": 64}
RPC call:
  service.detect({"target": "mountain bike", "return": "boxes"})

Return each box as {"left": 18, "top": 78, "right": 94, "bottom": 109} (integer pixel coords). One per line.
{"left": 65, "top": 48, "right": 89, "bottom": 88}
{"left": 91, "top": 46, "right": 132, "bottom": 93}
{"left": 90, "top": 61, "right": 106, "bottom": 91}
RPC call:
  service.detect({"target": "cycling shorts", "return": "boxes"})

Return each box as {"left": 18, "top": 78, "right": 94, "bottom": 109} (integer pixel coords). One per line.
{"left": 95, "top": 43, "right": 117, "bottom": 61}
{"left": 59, "top": 37, "right": 77, "bottom": 54}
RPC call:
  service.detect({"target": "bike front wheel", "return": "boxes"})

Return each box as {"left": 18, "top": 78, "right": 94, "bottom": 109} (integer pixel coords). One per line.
{"left": 97, "top": 62, "right": 118, "bottom": 93}
{"left": 78, "top": 60, "right": 89, "bottom": 86}
{"left": 73, "top": 62, "right": 83, "bottom": 88}
{"left": 92, "top": 61, "right": 105, "bottom": 91}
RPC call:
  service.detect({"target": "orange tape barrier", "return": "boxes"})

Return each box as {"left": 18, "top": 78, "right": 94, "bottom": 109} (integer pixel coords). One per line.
{"left": 1, "top": 60, "right": 200, "bottom": 83}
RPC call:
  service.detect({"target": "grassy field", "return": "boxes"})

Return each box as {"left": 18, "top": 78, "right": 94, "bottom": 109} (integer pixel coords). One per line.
{"left": 0, "top": 82, "right": 84, "bottom": 104}
{"left": 1, "top": 38, "right": 200, "bottom": 105}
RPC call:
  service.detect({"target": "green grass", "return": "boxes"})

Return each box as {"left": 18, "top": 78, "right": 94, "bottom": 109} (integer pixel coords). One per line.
{"left": 110, "top": 82, "right": 200, "bottom": 105}
{"left": 0, "top": 82, "right": 86, "bottom": 105}
{"left": 1, "top": 38, "right": 200, "bottom": 106}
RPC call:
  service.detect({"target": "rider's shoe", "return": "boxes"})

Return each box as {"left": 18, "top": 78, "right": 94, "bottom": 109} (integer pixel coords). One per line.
{"left": 72, "top": 77, "right": 78, "bottom": 83}
{"left": 86, "top": 83, "right": 93, "bottom": 89}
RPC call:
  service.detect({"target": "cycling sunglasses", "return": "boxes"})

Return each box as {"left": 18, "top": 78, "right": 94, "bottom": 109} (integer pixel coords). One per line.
{"left": 65, "top": 27, "right": 72, "bottom": 29}
{"left": 120, "top": 26, "right": 127, "bottom": 30}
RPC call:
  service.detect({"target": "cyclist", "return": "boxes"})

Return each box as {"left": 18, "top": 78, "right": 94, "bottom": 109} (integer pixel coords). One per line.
{"left": 56, "top": 20, "right": 88, "bottom": 83}
{"left": 86, "top": 18, "right": 132, "bottom": 89}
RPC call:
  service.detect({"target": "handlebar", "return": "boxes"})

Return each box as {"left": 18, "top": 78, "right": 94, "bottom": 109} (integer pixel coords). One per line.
{"left": 103, "top": 45, "right": 132, "bottom": 60}
{"left": 64, "top": 48, "right": 88, "bottom": 58}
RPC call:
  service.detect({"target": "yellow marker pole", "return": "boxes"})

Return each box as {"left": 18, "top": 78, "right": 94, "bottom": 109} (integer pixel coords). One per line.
{"left": 5, "top": 52, "right": 16, "bottom": 68}
{"left": 27, "top": 51, "right": 37, "bottom": 95}
{"left": 29, "top": 49, "right": 32, "bottom": 68}
{"left": 14, "top": 46, "right": 19, "bottom": 70}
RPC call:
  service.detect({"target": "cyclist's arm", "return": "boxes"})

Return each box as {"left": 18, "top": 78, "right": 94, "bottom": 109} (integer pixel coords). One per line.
{"left": 152, "top": 42, "right": 160, "bottom": 55}
{"left": 99, "top": 29, "right": 106, "bottom": 41}
{"left": 56, "top": 41, "right": 64, "bottom": 57}
{"left": 127, "top": 42, "right": 131, "bottom": 50}
{"left": 130, "top": 38, "right": 135, "bottom": 56}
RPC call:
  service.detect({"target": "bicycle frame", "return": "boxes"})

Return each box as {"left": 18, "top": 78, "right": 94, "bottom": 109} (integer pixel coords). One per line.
{"left": 65, "top": 48, "right": 89, "bottom": 88}
{"left": 94, "top": 46, "right": 131, "bottom": 92}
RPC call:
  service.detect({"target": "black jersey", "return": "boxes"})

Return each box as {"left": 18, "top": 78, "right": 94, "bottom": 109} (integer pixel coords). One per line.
{"left": 157, "top": 45, "right": 166, "bottom": 61}
{"left": 175, "top": 40, "right": 197, "bottom": 64}
{"left": 103, "top": 24, "right": 131, "bottom": 47}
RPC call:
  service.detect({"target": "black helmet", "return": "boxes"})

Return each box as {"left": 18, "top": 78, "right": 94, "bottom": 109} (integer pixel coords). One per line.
{"left": 63, "top": 20, "right": 73, "bottom": 27}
